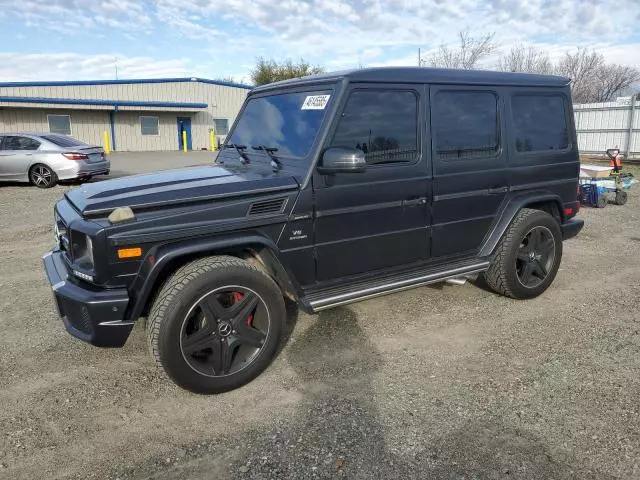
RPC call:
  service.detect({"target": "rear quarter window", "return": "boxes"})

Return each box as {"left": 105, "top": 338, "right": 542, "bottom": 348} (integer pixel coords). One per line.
{"left": 511, "top": 95, "right": 569, "bottom": 152}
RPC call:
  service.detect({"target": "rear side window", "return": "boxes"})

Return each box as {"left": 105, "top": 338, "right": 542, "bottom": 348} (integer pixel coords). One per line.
{"left": 512, "top": 95, "right": 569, "bottom": 152}
{"left": 42, "top": 135, "right": 85, "bottom": 148}
{"left": 433, "top": 91, "right": 499, "bottom": 160}
{"left": 330, "top": 90, "right": 418, "bottom": 165}
{"left": 1, "top": 136, "right": 41, "bottom": 151}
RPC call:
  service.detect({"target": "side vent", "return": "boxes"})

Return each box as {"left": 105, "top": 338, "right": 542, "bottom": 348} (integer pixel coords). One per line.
{"left": 248, "top": 198, "right": 287, "bottom": 216}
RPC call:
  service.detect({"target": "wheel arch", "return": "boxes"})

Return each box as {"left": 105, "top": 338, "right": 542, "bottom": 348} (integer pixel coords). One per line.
{"left": 479, "top": 193, "right": 564, "bottom": 257}
{"left": 126, "top": 233, "right": 301, "bottom": 321}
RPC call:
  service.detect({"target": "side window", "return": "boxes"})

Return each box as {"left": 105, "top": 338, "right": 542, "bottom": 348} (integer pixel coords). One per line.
{"left": 433, "top": 91, "right": 499, "bottom": 160}
{"left": 512, "top": 95, "right": 568, "bottom": 152}
{"left": 48, "top": 114, "right": 72, "bottom": 135}
{"left": 329, "top": 90, "right": 418, "bottom": 165}
{"left": 2, "top": 136, "right": 41, "bottom": 151}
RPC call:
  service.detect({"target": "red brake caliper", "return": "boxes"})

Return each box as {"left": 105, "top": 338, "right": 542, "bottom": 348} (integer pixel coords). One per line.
{"left": 232, "top": 292, "right": 254, "bottom": 326}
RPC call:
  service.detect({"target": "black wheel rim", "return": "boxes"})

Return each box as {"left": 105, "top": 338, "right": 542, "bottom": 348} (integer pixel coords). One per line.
{"left": 516, "top": 226, "right": 556, "bottom": 288}
{"left": 31, "top": 166, "right": 52, "bottom": 187}
{"left": 179, "top": 286, "right": 269, "bottom": 377}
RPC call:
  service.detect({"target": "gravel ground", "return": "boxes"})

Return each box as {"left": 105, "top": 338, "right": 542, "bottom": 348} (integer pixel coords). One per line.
{"left": 0, "top": 164, "right": 639, "bottom": 479}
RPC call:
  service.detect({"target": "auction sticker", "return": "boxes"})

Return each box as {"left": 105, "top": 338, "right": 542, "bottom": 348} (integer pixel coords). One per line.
{"left": 301, "top": 95, "right": 330, "bottom": 110}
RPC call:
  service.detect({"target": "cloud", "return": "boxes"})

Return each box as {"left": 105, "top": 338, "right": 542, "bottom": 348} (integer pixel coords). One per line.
{"left": 0, "top": 52, "right": 192, "bottom": 81}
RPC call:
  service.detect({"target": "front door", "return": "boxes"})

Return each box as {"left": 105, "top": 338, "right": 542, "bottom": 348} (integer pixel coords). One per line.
{"left": 313, "top": 84, "right": 430, "bottom": 282}
{"left": 429, "top": 85, "right": 509, "bottom": 258}
{"left": 0, "top": 135, "right": 41, "bottom": 181}
{"left": 177, "top": 117, "right": 192, "bottom": 151}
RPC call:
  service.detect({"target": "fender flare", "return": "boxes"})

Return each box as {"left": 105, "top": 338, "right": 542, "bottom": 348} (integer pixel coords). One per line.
{"left": 125, "top": 233, "right": 302, "bottom": 321}
{"left": 478, "top": 192, "right": 564, "bottom": 257}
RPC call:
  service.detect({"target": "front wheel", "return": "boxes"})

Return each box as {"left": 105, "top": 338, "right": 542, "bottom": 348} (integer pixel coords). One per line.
{"left": 482, "top": 208, "right": 563, "bottom": 300}
{"left": 147, "top": 256, "right": 286, "bottom": 394}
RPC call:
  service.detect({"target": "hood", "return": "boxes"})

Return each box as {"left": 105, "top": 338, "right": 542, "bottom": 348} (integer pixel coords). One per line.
{"left": 65, "top": 165, "right": 299, "bottom": 217}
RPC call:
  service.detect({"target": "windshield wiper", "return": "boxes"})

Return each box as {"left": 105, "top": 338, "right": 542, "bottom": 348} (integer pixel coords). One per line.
{"left": 252, "top": 145, "right": 282, "bottom": 170}
{"left": 226, "top": 143, "right": 250, "bottom": 164}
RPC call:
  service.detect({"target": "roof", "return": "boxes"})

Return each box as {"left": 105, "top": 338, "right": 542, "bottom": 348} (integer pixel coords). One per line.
{"left": 252, "top": 67, "right": 570, "bottom": 92}
{"left": 0, "top": 77, "right": 253, "bottom": 90}
{"left": 0, "top": 96, "right": 207, "bottom": 110}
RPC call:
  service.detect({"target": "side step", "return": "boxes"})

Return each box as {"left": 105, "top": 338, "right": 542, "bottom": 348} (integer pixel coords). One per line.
{"left": 305, "top": 259, "right": 490, "bottom": 312}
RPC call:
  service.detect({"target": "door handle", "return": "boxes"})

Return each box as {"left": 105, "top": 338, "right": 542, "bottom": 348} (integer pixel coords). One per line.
{"left": 488, "top": 186, "right": 508, "bottom": 194}
{"left": 402, "top": 197, "right": 427, "bottom": 206}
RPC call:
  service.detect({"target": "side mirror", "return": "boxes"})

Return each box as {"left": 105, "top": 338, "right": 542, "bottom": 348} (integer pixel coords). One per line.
{"left": 317, "top": 147, "right": 366, "bottom": 174}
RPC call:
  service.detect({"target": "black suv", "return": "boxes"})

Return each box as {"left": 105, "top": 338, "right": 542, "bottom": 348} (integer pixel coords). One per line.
{"left": 43, "top": 67, "right": 583, "bottom": 394}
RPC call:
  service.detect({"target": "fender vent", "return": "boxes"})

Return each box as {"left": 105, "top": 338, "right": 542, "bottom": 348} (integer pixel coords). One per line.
{"left": 248, "top": 198, "right": 287, "bottom": 216}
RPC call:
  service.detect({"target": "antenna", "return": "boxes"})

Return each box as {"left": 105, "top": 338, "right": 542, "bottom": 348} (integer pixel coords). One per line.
{"left": 115, "top": 58, "right": 119, "bottom": 80}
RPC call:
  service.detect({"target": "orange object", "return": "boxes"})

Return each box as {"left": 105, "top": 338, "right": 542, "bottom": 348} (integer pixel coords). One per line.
{"left": 609, "top": 145, "right": 622, "bottom": 171}
{"left": 117, "top": 247, "right": 142, "bottom": 259}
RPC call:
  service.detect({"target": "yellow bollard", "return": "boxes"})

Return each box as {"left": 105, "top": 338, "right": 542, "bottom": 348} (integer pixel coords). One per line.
{"left": 103, "top": 130, "right": 111, "bottom": 154}
{"left": 210, "top": 128, "right": 216, "bottom": 152}
{"left": 182, "top": 130, "right": 188, "bottom": 152}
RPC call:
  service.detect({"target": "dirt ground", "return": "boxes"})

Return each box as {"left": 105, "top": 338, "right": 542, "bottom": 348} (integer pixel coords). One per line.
{"left": 0, "top": 164, "right": 639, "bottom": 480}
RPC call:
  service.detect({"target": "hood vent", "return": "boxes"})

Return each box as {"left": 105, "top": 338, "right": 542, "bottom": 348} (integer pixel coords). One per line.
{"left": 248, "top": 198, "right": 287, "bottom": 216}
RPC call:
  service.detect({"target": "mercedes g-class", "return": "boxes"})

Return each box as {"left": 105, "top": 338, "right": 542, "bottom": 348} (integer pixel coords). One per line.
{"left": 43, "top": 67, "right": 584, "bottom": 393}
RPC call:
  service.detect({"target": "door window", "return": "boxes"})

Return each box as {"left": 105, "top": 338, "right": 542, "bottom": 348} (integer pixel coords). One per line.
{"left": 511, "top": 95, "right": 569, "bottom": 152}
{"left": 433, "top": 91, "right": 499, "bottom": 160}
{"left": 329, "top": 90, "right": 418, "bottom": 165}
{"left": 1, "top": 136, "right": 41, "bottom": 151}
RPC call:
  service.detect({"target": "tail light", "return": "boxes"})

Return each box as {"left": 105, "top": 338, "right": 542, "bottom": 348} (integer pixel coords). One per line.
{"left": 62, "top": 152, "right": 89, "bottom": 161}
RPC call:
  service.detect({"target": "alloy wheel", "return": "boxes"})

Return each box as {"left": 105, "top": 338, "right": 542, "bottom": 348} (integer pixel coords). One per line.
{"left": 31, "top": 165, "right": 53, "bottom": 187}
{"left": 179, "top": 286, "right": 269, "bottom": 377}
{"left": 515, "top": 226, "right": 556, "bottom": 288}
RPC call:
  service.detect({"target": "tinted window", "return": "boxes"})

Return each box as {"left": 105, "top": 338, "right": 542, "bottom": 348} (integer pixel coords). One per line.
{"left": 140, "top": 116, "right": 159, "bottom": 135}
{"left": 433, "top": 91, "right": 499, "bottom": 160}
{"left": 228, "top": 90, "right": 331, "bottom": 158}
{"left": 213, "top": 118, "right": 229, "bottom": 135}
{"left": 330, "top": 90, "right": 418, "bottom": 165}
{"left": 512, "top": 95, "right": 569, "bottom": 152}
{"left": 42, "top": 135, "right": 85, "bottom": 148}
{"left": 2, "top": 136, "right": 41, "bottom": 151}
{"left": 48, "top": 115, "right": 71, "bottom": 135}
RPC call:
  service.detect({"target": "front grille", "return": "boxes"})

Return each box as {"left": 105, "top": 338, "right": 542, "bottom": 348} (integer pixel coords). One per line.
{"left": 65, "top": 304, "right": 93, "bottom": 335}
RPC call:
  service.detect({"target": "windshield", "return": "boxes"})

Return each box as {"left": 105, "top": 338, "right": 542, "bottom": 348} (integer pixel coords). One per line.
{"left": 227, "top": 90, "right": 332, "bottom": 158}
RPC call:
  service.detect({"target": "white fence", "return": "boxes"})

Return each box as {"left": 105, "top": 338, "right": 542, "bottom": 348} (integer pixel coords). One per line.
{"left": 574, "top": 96, "right": 639, "bottom": 159}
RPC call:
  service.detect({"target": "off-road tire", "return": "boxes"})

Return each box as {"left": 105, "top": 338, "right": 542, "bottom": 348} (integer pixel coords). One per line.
{"left": 615, "top": 190, "right": 628, "bottom": 206}
{"left": 482, "top": 208, "right": 563, "bottom": 300}
{"left": 147, "top": 255, "right": 286, "bottom": 394}
{"left": 597, "top": 195, "right": 607, "bottom": 208}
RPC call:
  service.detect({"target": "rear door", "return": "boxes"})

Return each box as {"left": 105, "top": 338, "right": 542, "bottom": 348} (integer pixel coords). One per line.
{"left": 430, "top": 85, "right": 508, "bottom": 259}
{"left": 0, "top": 135, "right": 41, "bottom": 181}
{"left": 312, "top": 84, "right": 430, "bottom": 281}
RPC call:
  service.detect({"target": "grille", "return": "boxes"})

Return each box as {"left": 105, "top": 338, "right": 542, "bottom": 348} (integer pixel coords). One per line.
{"left": 248, "top": 198, "right": 286, "bottom": 216}
{"left": 66, "top": 304, "right": 93, "bottom": 335}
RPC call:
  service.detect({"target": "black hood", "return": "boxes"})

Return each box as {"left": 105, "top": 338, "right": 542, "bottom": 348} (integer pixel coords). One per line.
{"left": 65, "top": 165, "right": 299, "bottom": 217}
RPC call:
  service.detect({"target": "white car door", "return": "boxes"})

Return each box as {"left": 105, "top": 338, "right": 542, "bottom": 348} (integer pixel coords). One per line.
{"left": 0, "top": 136, "right": 41, "bottom": 181}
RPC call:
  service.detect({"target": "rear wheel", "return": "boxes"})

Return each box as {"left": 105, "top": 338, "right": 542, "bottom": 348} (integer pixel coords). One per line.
{"left": 147, "top": 256, "right": 286, "bottom": 394}
{"left": 483, "top": 208, "right": 562, "bottom": 299}
{"left": 29, "top": 164, "right": 57, "bottom": 188}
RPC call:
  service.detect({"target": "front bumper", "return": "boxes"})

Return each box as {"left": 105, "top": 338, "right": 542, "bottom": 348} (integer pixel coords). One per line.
{"left": 43, "top": 249, "right": 133, "bottom": 347}
{"left": 561, "top": 218, "right": 584, "bottom": 240}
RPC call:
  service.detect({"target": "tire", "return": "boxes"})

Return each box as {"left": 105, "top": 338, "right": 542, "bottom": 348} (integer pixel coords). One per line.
{"left": 29, "top": 164, "right": 57, "bottom": 188}
{"left": 615, "top": 190, "right": 628, "bottom": 206}
{"left": 147, "top": 255, "right": 286, "bottom": 394}
{"left": 597, "top": 195, "right": 607, "bottom": 208}
{"left": 482, "top": 208, "right": 563, "bottom": 300}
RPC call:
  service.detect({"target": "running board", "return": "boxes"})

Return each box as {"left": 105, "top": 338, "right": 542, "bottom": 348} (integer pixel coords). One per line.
{"left": 306, "top": 260, "right": 490, "bottom": 312}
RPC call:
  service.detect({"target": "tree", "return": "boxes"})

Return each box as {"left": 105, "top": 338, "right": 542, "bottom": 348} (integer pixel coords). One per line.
{"left": 427, "top": 30, "right": 497, "bottom": 70}
{"left": 251, "top": 58, "right": 325, "bottom": 86}
{"left": 497, "top": 45, "right": 553, "bottom": 74}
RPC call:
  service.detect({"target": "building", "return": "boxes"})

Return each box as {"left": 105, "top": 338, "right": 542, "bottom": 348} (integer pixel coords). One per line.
{"left": 0, "top": 77, "right": 252, "bottom": 151}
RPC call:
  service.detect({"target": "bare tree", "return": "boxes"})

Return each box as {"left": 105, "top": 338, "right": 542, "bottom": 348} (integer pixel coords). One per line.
{"left": 591, "top": 64, "right": 640, "bottom": 102}
{"left": 427, "top": 30, "right": 497, "bottom": 70}
{"left": 497, "top": 45, "right": 553, "bottom": 74}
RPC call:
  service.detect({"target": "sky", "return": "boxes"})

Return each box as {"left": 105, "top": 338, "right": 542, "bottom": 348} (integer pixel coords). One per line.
{"left": 0, "top": 0, "right": 639, "bottom": 84}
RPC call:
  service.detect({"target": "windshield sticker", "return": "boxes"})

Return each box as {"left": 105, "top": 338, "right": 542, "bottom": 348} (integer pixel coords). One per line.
{"left": 301, "top": 95, "right": 331, "bottom": 110}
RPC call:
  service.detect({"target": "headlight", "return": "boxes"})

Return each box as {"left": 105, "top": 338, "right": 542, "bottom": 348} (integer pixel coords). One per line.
{"left": 73, "top": 233, "right": 95, "bottom": 270}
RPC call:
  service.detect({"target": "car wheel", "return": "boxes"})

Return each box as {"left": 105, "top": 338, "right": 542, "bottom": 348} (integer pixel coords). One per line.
{"left": 29, "top": 164, "right": 58, "bottom": 188}
{"left": 615, "top": 190, "right": 628, "bottom": 206}
{"left": 597, "top": 195, "right": 608, "bottom": 208}
{"left": 482, "top": 208, "right": 562, "bottom": 300}
{"left": 147, "top": 255, "right": 286, "bottom": 394}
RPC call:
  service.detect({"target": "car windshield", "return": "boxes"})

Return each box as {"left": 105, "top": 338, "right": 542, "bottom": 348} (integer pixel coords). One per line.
{"left": 227, "top": 90, "right": 332, "bottom": 158}
{"left": 42, "top": 135, "right": 86, "bottom": 148}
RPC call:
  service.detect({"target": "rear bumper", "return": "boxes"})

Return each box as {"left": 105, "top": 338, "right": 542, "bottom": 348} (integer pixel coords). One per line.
{"left": 43, "top": 250, "right": 132, "bottom": 348}
{"left": 56, "top": 160, "right": 110, "bottom": 180}
{"left": 561, "top": 218, "right": 584, "bottom": 240}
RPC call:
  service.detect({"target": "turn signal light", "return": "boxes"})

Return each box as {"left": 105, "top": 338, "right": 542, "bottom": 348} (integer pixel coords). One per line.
{"left": 117, "top": 247, "right": 142, "bottom": 259}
